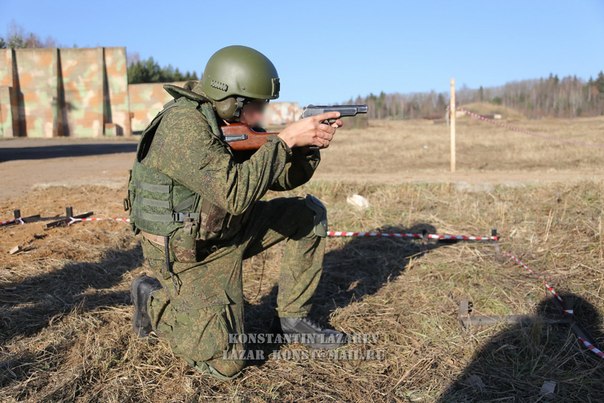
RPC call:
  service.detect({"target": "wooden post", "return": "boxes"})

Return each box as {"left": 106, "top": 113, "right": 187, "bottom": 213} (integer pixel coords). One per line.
{"left": 450, "top": 78, "right": 456, "bottom": 173}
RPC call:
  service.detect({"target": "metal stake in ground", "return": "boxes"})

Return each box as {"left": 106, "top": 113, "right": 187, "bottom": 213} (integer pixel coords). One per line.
{"left": 14, "top": 209, "right": 42, "bottom": 224}
{"left": 458, "top": 298, "right": 571, "bottom": 329}
{"left": 45, "top": 207, "right": 94, "bottom": 229}
{"left": 0, "top": 209, "right": 41, "bottom": 227}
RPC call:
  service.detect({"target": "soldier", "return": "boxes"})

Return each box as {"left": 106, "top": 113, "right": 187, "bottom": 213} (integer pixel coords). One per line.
{"left": 128, "top": 45, "right": 345, "bottom": 380}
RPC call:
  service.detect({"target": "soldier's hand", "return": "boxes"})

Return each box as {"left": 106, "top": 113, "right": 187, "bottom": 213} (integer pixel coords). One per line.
{"left": 278, "top": 112, "right": 343, "bottom": 149}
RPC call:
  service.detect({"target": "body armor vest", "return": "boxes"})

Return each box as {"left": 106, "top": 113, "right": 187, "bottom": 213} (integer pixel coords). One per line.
{"left": 125, "top": 85, "right": 230, "bottom": 263}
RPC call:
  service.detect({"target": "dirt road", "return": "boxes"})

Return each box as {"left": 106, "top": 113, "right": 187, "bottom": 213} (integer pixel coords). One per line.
{"left": 0, "top": 138, "right": 137, "bottom": 200}
{"left": 3, "top": 113, "right": 604, "bottom": 201}
{"left": 2, "top": 118, "right": 604, "bottom": 401}
{"left": 0, "top": 140, "right": 604, "bottom": 199}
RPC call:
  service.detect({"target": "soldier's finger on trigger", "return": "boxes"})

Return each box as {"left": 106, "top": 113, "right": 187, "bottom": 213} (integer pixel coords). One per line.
{"left": 314, "top": 111, "right": 340, "bottom": 122}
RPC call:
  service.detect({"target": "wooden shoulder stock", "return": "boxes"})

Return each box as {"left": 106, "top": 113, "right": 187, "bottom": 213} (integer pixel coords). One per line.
{"left": 222, "top": 123, "right": 278, "bottom": 152}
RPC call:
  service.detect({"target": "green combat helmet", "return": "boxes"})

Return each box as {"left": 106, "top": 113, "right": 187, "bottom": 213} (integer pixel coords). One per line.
{"left": 199, "top": 45, "right": 280, "bottom": 120}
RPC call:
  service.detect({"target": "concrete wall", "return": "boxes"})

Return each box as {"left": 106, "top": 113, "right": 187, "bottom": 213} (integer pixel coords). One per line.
{"left": 59, "top": 48, "right": 103, "bottom": 137}
{"left": 264, "top": 101, "right": 301, "bottom": 126}
{"left": 15, "top": 48, "right": 58, "bottom": 137}
{"left": 0, "top": 47, "right": 130, "bottom": 137}
{"left": 0, "top": 50, "right": 19, "bottom": 136}
{"left": 0, "top": 46, "right": 301, "bottom": 137}
{"left": 129, "top": 81, "right": 301, "bottom": 132}
{"left": 129, "top": 82, "right": 184, "bottom": 133}
{"left": 104, "top": 47, "right": 131, "bottom": 136}
{"left": 0, "top": 86, "right": 14, "bottom": 137}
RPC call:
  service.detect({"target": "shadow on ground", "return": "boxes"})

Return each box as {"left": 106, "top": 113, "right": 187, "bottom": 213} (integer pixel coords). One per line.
{"left": 438, "top": 293, "right": 604, "bottom": 401}
{"left": 0, "top": 142, "right": 138, "bottom": 162}
{"left": 243, "top": 224, "right": 442, "bottom": 361}
{"left": 0, "top": 245, "right": 142, "bottom": 342}
{"left": 0, "top": 245, "right": 142, "bottom": 387}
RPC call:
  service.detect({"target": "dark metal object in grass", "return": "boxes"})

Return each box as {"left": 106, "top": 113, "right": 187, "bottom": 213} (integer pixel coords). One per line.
{"left": 44, "top": 207, "right": 94, "bottom": 229}
{"left": 458, "top": 298, "right": 571, "bottom": 329}
{"left": 14, "top": 209, "right": 41, "bottom": 224}
{"left": 0, "top": 209, "right": 41, "bottom": 226}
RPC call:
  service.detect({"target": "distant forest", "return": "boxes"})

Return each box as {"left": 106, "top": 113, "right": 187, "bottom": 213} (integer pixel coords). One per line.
{"left": 347, "top": 73, "right": 604, "bottom": 119}
{"left": 4, "top": 23, "right": 604, "bottom": 118}
{"left": 126, "top": 54, "right": 198, "bottom": 85}
{"left": 0, "top": 23, "right": 199, "bottom": 84}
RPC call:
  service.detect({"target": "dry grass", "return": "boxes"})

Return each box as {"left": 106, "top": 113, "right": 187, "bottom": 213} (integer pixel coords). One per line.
{"left": 1, "top": 179, "right": 604, "bottom": 402}
{"left": 459, "top": 102, "right": 527, "bottom": 120}
{"left": 2, "top": 111, "right": 604, "bottom": 401}
{"left": 317, "top": 115, "right": 604, "bottom": 183}
{"left": 2, "top": 115, "right": 604, "bottom": 201}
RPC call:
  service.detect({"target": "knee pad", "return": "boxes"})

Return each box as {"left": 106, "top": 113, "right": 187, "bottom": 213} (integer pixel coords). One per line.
{"left": 304, "top": 194, "right": 328, "bottom": 238}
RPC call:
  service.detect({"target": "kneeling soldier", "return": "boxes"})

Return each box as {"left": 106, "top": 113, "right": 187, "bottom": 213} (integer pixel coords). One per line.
{"left": 127, "top": 45, "right": 345, "bottom": 380}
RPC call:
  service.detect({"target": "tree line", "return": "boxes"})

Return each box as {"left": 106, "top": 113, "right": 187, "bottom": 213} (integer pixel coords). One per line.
{"left": 4, "top": 23, "right": 604, "bottom": 117}
{"left": 126, "top": 54, "right": 198, "bottom": 84}
{"left": 0, "top": 23, "right": 198, "bottom": 84}
{"left": 347, "top": 73, "right": 604, "bottom": 119}
{"left": 0, "top": 22, "right": 58, "bottom": 49}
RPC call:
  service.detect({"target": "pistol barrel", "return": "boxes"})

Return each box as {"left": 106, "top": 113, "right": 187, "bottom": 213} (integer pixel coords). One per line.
{"left": 301, "top": 104, "right": 368, "bottom": 119}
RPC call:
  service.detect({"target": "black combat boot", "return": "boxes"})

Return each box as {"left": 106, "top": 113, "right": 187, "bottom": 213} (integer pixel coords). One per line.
{"left": 131, "top": 274, "right": 162, "bottom": 338}
{"left": 280, "top": 317, "right": 347, "bottom": 349}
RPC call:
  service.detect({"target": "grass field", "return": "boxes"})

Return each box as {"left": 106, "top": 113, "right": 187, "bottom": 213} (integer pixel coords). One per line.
{"left": 1, "top": 114, "right": 604, "bottom": 401}
{"left": 318, "top": 113, "right": 604, "bottom": 183}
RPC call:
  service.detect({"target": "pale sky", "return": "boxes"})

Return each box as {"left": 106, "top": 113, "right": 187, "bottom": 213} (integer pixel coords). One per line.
{"left": 1, "top": 0, "right": 603, "bottom": 104}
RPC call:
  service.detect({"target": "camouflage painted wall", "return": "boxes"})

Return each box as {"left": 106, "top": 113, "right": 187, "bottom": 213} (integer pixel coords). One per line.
{"left": 264, "top": 102, "right": 301, "bottom": 126}
{"left": 129, "top": 81, "right": 301, "bottom": 132}
{"left": 129, "top": 82, "right": 183, "bottom": 133}
{"left": 15, "top": 48, "right": 58, "bottom": 137}
{"left": 0, "top": 47, "right": 303, "bottom": 137}
{"left": 0, "top": 49, "right": 14, "bottom": 86}
{"left": 0, "top": 50, "right": 19, "bottom": 136}
{"left": 0, "top": 86, "right": 13, "bottom": 137}
{"left": 0, "top": 47, "right": 130, "bottom": 138}
{"left": 59, "top": 48, "right": 103, "bottom": 137}
{"left": 104, "top": 47, "right": 131, "bottom": 136}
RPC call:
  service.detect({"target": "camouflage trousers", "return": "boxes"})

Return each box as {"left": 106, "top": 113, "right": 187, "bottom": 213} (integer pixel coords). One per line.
{"left": 141, "top": 196, "right": 325, "bottom": 378}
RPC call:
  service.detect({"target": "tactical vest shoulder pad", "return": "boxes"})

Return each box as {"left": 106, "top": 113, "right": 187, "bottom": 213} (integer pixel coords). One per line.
{"left": 163, "top": 84, "right": 208, "bottom": 103}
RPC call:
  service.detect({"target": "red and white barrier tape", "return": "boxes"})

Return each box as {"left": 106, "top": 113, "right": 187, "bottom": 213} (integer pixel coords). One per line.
{"left": 329, "top": 236, "right": 601, "bottom": 358}
{"left": 69, "top": 217, "right": 131, "bottom": 225}
{"left": 46, "top": 217, "right": 499, "bottom": 242}
{"left": 0, "top": 214, "right": 497, "bottom": 242}
{"left": 458, "top": 108, "right": 604, "bottom": 150}
{"left": 327, "top": 231, "right": 498, "bottom": 242}
{"left": 504, "top": 252, "right": 603, "bottom": 360}
{"left": 503, "top": 252, "right": 565, "bottom": 307}
{"left": 3, "top": 210, "right": 602, "bottom": 359}
{"left": 578, "top": 337, "right": 604, "bottom": 359}
{"left": 0, "top": 218, "right": 24, "bottom": 226}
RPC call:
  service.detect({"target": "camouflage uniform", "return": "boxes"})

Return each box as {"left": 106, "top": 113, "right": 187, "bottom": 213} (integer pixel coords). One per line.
{"left": 137, "top": 82, "right": 325, "bottom": 378}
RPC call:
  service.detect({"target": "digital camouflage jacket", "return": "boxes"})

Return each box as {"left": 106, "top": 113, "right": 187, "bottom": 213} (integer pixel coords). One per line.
{"left": 130, "top": 81, "right": 321, "bottom": 247}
